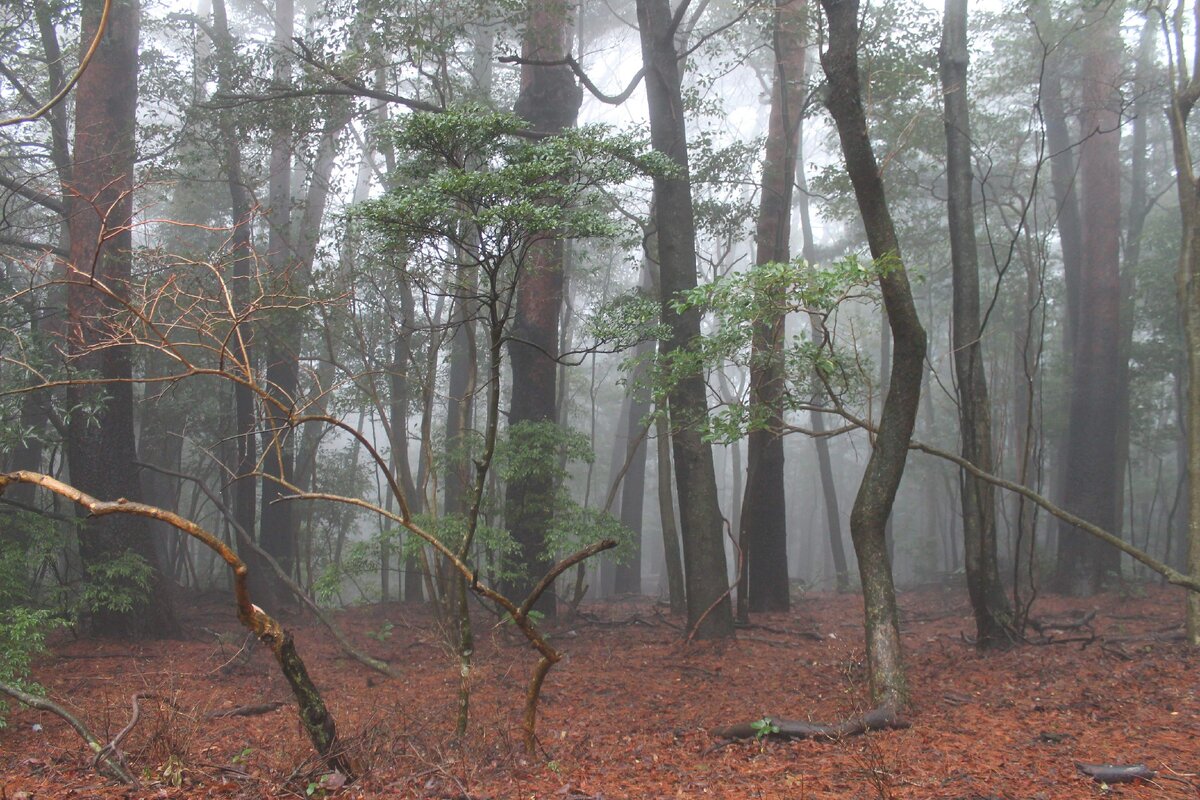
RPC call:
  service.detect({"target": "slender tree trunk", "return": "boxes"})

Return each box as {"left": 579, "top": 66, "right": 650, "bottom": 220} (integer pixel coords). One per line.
{"left": 260, "top": 0, "right": 297, "bottom": 584}
{"left": 940, "top": 0, "right": 1013, "bottom": 646}
{"left": 818, "top": 0, "right": 927, "bottom": 707}
{"left": 636, "top": 0, "right": 733, "bottom": 638}
{"left": 614, "top": 336, "right": 653, "bottom": 595}
{"left": 740, "top": 0, "right": 806, "bottom": 614}
{"left": 1053, "top": 6, "right": 1123, "bottom": 595}
{"left": 1165, "top": 1, "right": 1200, "bottom": 643}
{"left": 796, "top": 106, "right": 849, "bottom": 592}
{"left": 65, "top": 0, "right": 178, "bottom": 638}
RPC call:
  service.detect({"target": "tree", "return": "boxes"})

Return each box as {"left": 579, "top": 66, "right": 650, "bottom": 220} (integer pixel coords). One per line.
{"left": 503, "top": 0, "right": 584, "bottom": 615}
{"left": 64, "top": 0, "right": 178, "bottom": 638}
{"left": 1052, "top": 3, "right": 1124, "bottom": 595}
{"left": 636, "top": 0, "right": 733, "bottom": 639}
{"left": 1163, "top": 0, "right": 1200, "bottom": 643}
{"left": 739, "top": 0, "right": 808, "bottom": 614}
{"left": 939, "top": 0, "right": 1014, "bottom": 645}
{"left": 818, "top": 0, "right": 927, "bottom": 708}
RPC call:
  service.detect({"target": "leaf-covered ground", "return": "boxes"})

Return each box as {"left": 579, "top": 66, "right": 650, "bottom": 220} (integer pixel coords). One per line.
{"left": 1, "top": 585, "right": 1197, "bottom": 798}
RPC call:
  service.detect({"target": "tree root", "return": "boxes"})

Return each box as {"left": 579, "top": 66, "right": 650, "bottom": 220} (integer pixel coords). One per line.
{"left": 710, "top": 705, "right": 910, "bottom": 744}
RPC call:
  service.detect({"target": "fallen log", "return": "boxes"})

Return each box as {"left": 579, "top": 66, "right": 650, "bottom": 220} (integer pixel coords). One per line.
{"left": 205, "top": 701, "right": 285, "bottom": 719}
{"left": 1075, "top": 762, "right": 1155, "bottom": 783}
{"left": 711, "top": 705, "right": 910, "bottom": 743}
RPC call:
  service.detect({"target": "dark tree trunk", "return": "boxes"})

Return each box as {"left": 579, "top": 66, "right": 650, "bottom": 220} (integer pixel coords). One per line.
{"left": 64, "top": 0, "right": 178, "bottom": 638}
{"left": 502, "top": 0, "right": 583, "bottom": 616}
{"left": 614, "top": 335, "right": 653, "bottom": 595}
{"left": 259, "top": 0, "right": 297, "bottom": 586}
{"left": 636, "top": 0, "right": 733, "bottom": 638}
{"left": 1053, "top": 7, "right": 1123, "bottom": 596}
{"left": 818, "top": 0, "right": 927, "bottom": 707}
{"left": 1164, "top": 4, "right": 1200, "bottom": 642}
{"left": 940, "top": 0, "right": 1013, "bottom": 646}
{"left": 210, "top": 0, "right": 278, "bottom": 609}
{"left": 740, "top": 0, "right": 807, "bottom": 614}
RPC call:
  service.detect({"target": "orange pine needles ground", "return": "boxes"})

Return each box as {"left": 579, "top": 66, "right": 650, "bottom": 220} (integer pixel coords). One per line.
{"left": 1, "top": 586, "right": 1196, "bottom": 798}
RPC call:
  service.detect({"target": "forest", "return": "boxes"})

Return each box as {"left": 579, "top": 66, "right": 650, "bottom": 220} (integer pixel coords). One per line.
{"left": 1, "top": 0, "right": 1199, "bottom": 796}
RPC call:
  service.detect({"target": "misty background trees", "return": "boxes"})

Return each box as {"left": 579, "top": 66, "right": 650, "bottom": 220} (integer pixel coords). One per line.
{"left": 2, "top": 0, "right": 1200, "bottom": 719}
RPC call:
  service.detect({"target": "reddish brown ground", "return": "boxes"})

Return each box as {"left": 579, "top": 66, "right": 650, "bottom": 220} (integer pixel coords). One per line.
{"left": 1, "top": 586, "right": 1197, "bottom": 799}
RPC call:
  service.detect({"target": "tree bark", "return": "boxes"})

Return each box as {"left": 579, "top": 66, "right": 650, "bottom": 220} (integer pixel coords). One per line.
{"left": 740, "top": 0, "right": 806, "bottom": 613}
{"left": 818, "top": 0, "right": 927, "bottom": 707}
{"left": 64, "top": 0, "right": 178, "bottom": 638}
{"left": 1165, "top": 0, "right": 1200, "bottom": 643}
{"left": 1052, "top": 6, "right": 1123, "bottom": 595}
{"left": 503, "top": 0, "right": 583, "bottom": 616}
{"left": 636, "top": 0, "right": 733, "bottom": 639}
{"left": 939, "top": 0, "right": 1013, "bottom": 646}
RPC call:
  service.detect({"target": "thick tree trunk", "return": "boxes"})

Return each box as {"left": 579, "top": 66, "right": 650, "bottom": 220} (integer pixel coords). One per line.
{"left": 64, "top": 0, "right": 178, "bottom": 638}
{"left": 636, "top": 0, "right": 733, "bottom": 638}
{"left": 740, "top": 0, "right": 806, "bottom": 614}
{"left": 503, "top": 0, "right": 583, "bottom": 616}
{"left": 1053, "top": 7, "right": 1123, "bottom": 595}
{"left": 940, "top": 0, "right": 1013, "bottom": 646}
{"left": 818, "top": 0, "right": 927, "bottom": 707}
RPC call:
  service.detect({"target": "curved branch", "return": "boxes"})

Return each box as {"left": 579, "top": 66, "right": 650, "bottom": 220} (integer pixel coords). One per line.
{"left": 0, "top": 0, "right": 113, "bottom": 129}
{"left": 0, "top": 680, "right": 135, "bottom": 784}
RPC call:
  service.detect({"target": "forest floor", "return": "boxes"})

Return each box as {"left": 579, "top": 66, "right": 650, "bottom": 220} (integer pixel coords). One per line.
{"left": 1, "top": 584, "right": 1197, "bottom": 799}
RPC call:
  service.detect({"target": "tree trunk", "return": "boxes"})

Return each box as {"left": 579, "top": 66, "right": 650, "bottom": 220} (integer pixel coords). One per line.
{"left": 614, "top": 336, "right": 653, "bottom": 595}
{"left": 940, "top": 0, "right": 1013, "bottom": 646}
{"left": 259, "top": 0, "right": 297, "bottom": 586}
{"left": 1165, "top": 2, "right": 1200, "bottom": 644}
{"left": 740, "top": 0, "right": 806, "bottom": 614}
{"left": 1052, "top": 6, "right": 1123, "bottom": 596}
{"left": 502, "top": 0, "right": 583, "bottom": 616}
{"left": 818, "top": 0, "right": 927, "bottom": 707}
{"left": 795, "top": 106, "right": 850, "bottom": 592}
{"left": 636, "top": 0, "right": 733, "bottom": 639}
{"left": 64, "top": 0, "right": 178, "bottom": 638}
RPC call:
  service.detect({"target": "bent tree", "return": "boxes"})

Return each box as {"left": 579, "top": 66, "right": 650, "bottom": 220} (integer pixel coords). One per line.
{"left": 818, "top": 0, "right": 927, "bottom": 708}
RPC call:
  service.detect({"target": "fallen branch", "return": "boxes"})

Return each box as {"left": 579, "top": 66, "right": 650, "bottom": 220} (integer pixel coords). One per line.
{"left": 1075, "top": 761, "right": 1155, "bottom": 783}
{"left": 138, "top": 460, "right": 401, "bottom": 680}
{"left": 93, "top": 692, "right": 152, "bottom": 780}
{"left": 0, "top": 680, "right": 136, "bottom": 784}
{"left": 710, "top": 705, "right": 910, "bottom": 743}
{"left": 0, "top": 470, "right": 354, "bottom": 778}
{"left": 205, "top": 701, "right": 285, "bottom": 719}
{"left": 1029, "top": 609, "right": 1097, "bottom": 634}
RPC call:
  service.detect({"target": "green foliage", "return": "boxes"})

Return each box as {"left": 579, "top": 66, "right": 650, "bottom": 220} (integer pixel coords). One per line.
{"left": 0, "top": 515, "right": 67, "bottom": 726}
{"left": 648, "top": 257, "right": 881, "bottom": 443}
{"left": 358, "top": 107, "right": 666, "bottom": 285}
{"left": 498, "top": 420, "right": 637, "bottom": 566}
{"left": 750, "top": 717, "right": 780, "bottom": 740}
{"left": 80, "top": 552, "right": 154, "bottom": 616}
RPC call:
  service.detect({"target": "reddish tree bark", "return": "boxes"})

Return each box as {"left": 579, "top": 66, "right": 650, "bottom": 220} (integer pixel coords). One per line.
{"left": 64, "top": 0, "right": 178, "bottom": 638}
{"left": 503, "top": 0, "right": 583, "bottom": 615}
